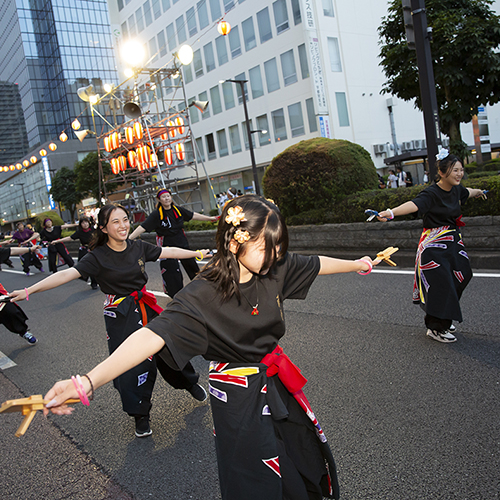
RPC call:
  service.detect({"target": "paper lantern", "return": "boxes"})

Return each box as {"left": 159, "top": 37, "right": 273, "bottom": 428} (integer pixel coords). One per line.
{"left": 137, "top": 162, "right": 146, "bottom": 171}
{"left": 110, "top": 158, "right": 119, "bottom": 174}
{"left": 133, "top": 122, "right": 143, "bottom": 141}
{"left": 59, "top": 131, "right": 68, "bottom": 142}
{"left": 9, "top": 165, "right": 15, "bottom": 171}
{"left": 118, "top": 155, "right": 127, "bottom": 171}
{"left": 125, "top": 127, "right": 134, "bottom": 144}
{"left": 110, "top": 132, "right": 121, "bottom": 150}
{"left": 175, "top": 143, "right": 185, "bottom": 161}
{"left": 150, "top": 152, "right": 158, "bottom": 167}
{"left": 136, "top": 146, "right": 146, "bottom": 165}
{"left": 16, "top": 163, "right": 22, "bottom": 170}
{"left": 23, "top": 160, "right": 30, "bottom": 167}
{"left": 49, "top": 143, "right": 57, "bottom": 151}
{"left": 103, "top": 136, "right": 111, "bottom": 152}
{"left": 40, "top": 149, "right": 47, "bottom": 157}
{"left": 160, "top": 132, "right": 169, "bottom": 141}
{"left": 175, "top": 116, "right": 185, "bottom": 135}
{"left": 30, "top": 156, "right": 37, "bottom": 164}
{"left": 127, "top": 151, "right": 137, "bottom": 168}
{"left": 167, "top": 120, "right": 177, "bottom": 138}
{"left": 71, "top": 119, "right": 81, "bottom": 130}
{"left": 217, "top": 21, "right": 231, "bottom": 36}
{"left": 164, "top": 147, "right": 173, "bottom": 165}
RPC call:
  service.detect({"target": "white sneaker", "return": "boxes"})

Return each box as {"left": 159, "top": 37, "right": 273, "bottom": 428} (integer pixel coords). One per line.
{"left": 426, "top": 329, "right": 456, "bottom": 343}
{"left": 448, "top": 324, "right": 456, "bottom": 333}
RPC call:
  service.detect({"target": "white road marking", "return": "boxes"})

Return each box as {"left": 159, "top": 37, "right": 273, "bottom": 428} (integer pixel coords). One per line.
{"left": 0, "top": 350, "right": 17, "bottom": 370}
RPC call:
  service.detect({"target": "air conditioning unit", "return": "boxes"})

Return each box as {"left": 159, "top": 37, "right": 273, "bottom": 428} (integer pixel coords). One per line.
{"left": 414, "top": 139, "right": 426, "bottom": 150}
{"left": 401, "top": 141, "right": 414, "bottom": 152}
{"left": 373, "top": 144, "right": 388, "bottom": 155}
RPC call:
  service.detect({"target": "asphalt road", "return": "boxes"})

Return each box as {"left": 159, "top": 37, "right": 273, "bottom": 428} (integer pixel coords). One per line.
{"left": 0, "top": 256, "right": 499, "bottom": 500}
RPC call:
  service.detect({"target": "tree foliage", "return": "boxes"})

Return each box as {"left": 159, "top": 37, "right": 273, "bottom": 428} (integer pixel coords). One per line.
{"left": 379, "top": 0, "right": 500, "bottom": 155}
{"left": 74, "top": 152, "right": 116, "bottom": 205}
{"left": 262, "top": 138, "right": 378, "bottom": 217}
{"left": 49, "top": 167, "right": 82, "bottom": 222}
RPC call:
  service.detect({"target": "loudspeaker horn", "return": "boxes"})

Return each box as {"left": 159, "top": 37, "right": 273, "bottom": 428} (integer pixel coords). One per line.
{"left": 77, "top": 85, "right": 95, "bottom": 103}
{"left": 190, "top": 100, "right": 209, "bottom": 113}
{"left": 123, "top": 101, "right": 142, "bottom": 119}
{"left": 74, "top": 129, "right": 91, "bottom": 142}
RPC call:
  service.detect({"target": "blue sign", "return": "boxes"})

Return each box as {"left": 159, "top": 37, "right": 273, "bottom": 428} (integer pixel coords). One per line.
{"left": 42, "top": 157, "right": 56, "bottom": 209}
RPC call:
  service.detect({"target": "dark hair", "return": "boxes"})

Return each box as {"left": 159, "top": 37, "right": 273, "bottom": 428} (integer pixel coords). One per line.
{"left": 436, "top": 153, "right": 461, "bottom": 182}
{"left": 89, "top": 204, "right": 130, "bottom": 250}
{"left": 199, "top": 195, "right": 288, "bottom": 302}
{"left": 78, "top": 216, "right": 92, "bottom": 230}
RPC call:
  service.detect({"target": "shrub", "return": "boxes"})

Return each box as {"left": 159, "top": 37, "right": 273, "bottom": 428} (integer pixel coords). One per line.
{"left": 482, "top": 158, "right": 500, "bottom": 172}
{"left": 184, "top": 220, "right": 218, "bottom": 231}
{"left": 262, "top": 138, "right": 378, "bottom": 218}
{"left": 33, "top": 211, "right": 64, "bottom": 231}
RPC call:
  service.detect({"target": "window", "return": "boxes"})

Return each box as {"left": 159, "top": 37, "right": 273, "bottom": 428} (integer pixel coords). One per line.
{"left": 256, "top": 8, "right": 273, "bottom": 44}
{"left": 188, "top": 97, "right": 199, "bottom": 123}
{"left": 280, "top": 49, "right": 297, "bottom": 86}
{"left": 271, "top": 108, "right": 287, "bottom": 141}
{"left": 187, "top": 7, "right": 198, "bottom": 37}
{"left": 176, "top": 15, "right": 187, "bottom": 44}
{"left": 143, "top": 0, "right": 152, "bottom": 26}
{"left": 305, "top": 98, "right": 317, "bottom": 132}
{"left": 264, "top": 58, "right": 280, "bottom": 93}
{"left": 335, "top": 92, "right": 350, "bottom": 126}
{"left": 272, "top": 0, "right": 289, "bottom": 34}
{"left": 328, "top": 37, "right": 342, "bottom": 72}
{"left": 195, "top": 137, "right": 205, "bottom": 161}
{"left": 162, "top": 0, "right": 170, "bottom": 12}
{"left": 217, "top": 129, "right": 229, "bottom": 157}
{"left": 242, "top": 17, "right": 256, "bottom": 52}
{"left": 148, "top": 37, "right": 158, "bottom": 62}
{"left": 199, "top": 91, "right": 210, "bottom": 118}
{"left": 223, "top": 0, "right": 234, "bottom": 11}
{"left": 209, "top": 0, "right": 222, "bottom": 21}
{"left": 197, "top": 0, "right": 209, "bottom": 29}
{"left": 152, "top": 0, "right": 161, "bottom": 20}
{"left": 228, "top": 26, "right": 241, "bottom": 58}
{"left": 121, "top": 21, "right": 128, "bottom": 39}
{"left": 256, "top": 114, "right": 271, "bottom": 146}
{"left": 228, "top": 124, "right": 242, "bottom": 153}
{"left": 128, "top": 14, "right": 136, "bottom": 36}
{"left": 210, "top": 85, "right": 223, "bottom": 114}
{"left": 215, "top": 35, "right": 228, "bottom": 66}
{"left": 241, "top": 119, "right": 255, "bottom": 150}
{"left": 193, "top": 49, "right": 204, "bottom": 78}
{"left": 222, "top": 82, "right": 235, "bottom": 110}
{"left": 206, "top": 133, "right": 216, "bottom": 159}
{"left": 136, "top": 7, "right": 144, "bottom": 33}
{"left": 234, "top": 72, "right": 248, "bottom": 104}
{"left": 158, "top": 30, "right": 167, "bottom": 56}
{"left": 203, "top": 42, "right": 216, "bottom": 72}
{"left": 118, "top": 0, "right": 124, "bottom": 11}
{"left": 166, "top": 23, "right": 176, "bottom": 51}
{"left": 288, "top": 102, "right": 305, "bottom": 137}
{"left": 291, "top": 0, "right": 301, "bottom": 24}
{"left": 248, "top": 65, "right": 264, "bottom": 99}
{"left": 298, "top": 44, "right": 309, "bottom": 79}
{"left": 322, "top": 0, "right": 334, "bottom": 17}
{"left": 183, "top": 63, "right": 193, "bottom": 83}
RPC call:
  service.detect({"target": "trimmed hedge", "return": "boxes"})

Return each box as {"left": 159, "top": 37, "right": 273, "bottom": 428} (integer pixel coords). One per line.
{"left": 33, "top": 211, "right": 64, "bottom": 232}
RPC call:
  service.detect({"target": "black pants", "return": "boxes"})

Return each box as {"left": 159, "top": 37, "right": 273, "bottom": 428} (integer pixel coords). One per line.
{"left": 0, "top": 301, "right": 28, "bottom": 336}
{"left": 160, "top": 257, "right": 200, "bottom": 298}
{"left": 20, "top": 252, "right": 43, "bottom": 273}
{"left": 425, "top": 315, "right": 452, "bottom": 332}
{"left": 48, "top": 243, "right": 74, "bottom": 273}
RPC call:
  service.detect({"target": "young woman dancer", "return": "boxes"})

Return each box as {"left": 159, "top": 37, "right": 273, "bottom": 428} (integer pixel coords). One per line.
{"left": 129, "top": 188, "right": 218, "bottom": 298}
{"left": 39, "top": 218, "right": 76, "bottom": 273}
{"left": 10, "top": 204, "right": 211, "bottom": 437}
{"left": 377, "top": 149, "right": 487, "bottom": 343}
{"left": 51, "top": 216, "right": 98, "bottom": 289}
{"left": 11, "top": 222, "right": 44, "bottom": 275}
{"left": 39, "top": 196, "right": 381, "bottom": 499}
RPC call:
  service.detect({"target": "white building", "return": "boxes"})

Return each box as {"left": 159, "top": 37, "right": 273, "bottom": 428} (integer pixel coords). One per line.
{"left": 107, "top": 0, "right": 500, "bottom": 208}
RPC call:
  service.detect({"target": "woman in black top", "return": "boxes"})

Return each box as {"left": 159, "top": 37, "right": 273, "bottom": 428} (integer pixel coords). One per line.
{"left": 52, "top": 216, "right": 98, "bottom": 289}
{"left": 40, "top": 218, "right": 76, "bottom": 273}
{"left": 378, "top": 150, "right": 487, "bottom": 343}
{"left": 11, "top": 204, "right": 211, "bottom": 438}
{"left": 129, "top": 189, "right": 218, "bottom": 298}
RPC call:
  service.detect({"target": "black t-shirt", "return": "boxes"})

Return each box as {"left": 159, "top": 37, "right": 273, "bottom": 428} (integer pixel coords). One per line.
{"left": 70, "top": 227, "right": 95, "bottom": 246}
{"left": 413, "top": 183, "right": 469, "bottom": 228}
{"left": 141, "top": 205, "right": 194, "bottom": 247}
{"left": 0, "top": 247, "right": 11, "bottom": 264}
{"left": 75, "top": 239, "right": 162, "bottom": 296}
{"left": 148, "top": 252, "right": 320, "bottom": 369}
{"left": 40, "top": 226, "right": 62, "bottom": 243}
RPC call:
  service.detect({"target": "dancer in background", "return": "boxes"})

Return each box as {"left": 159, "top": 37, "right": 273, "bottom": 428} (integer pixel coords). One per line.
{"left": 39, "top": 218, "right": 76, "bottom": 273}
{"left": 10, "top": 204, "right": 211, "bottom": 438}
{"left": 41, "top": 196, "right": 382, "bottom": 499}
{"left": 11, "top": 222, "right": 44, "bottom": 276}
{"left": 377, "top": 149, "right": 487, "bottom": 343}
{"left": 129, "top": 188, "right": 217, "bottom": 298}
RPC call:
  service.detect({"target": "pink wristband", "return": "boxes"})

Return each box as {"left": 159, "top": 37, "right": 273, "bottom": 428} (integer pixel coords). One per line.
{"left": 356, "top": 259, "right": 373, "bottom": 275}
{"left": 71, "top": 375, "right": 90, "bottom": 406}
{"left": 24, "top": 288, "right": 29, "bottom": 301}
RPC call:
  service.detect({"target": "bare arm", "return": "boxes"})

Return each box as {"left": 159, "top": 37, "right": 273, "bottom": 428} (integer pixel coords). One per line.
{"left": 192, "top": 212, "right": 218, "bottom": 222}
{"left": 378, "top": 201, "right": 418, "bottom": 221}
{"left": 61, "top": 223, "right": 78, "bottom": 229}
{"left": 9, "top": 246, "right": 40, "bottom": 256}
{"left": 159, "top": 247, "right": 211, "bottom": 260}
{"left": 129, "top": 225, "right": 146, "bottom": 240}
{"left": 19, "top": 232, "right": 40, "bottom": 245}
{"left": 318, "top": 255, "right": 380, "bottom": 275}
{"left": 9, "top": 267, "right": 82, "bottom": 302}
{"left": 43, "top": 328, "right": 166, "bottom": 415}
{"left": 467, "top": 188, "right": 487, "bottom": 199}
{"left": 50, "top": 236, "right": 72, "bottom": 245}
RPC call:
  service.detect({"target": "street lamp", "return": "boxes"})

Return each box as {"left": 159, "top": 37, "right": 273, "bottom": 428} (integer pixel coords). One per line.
{"left": 222, "top": 79, "right": 261, "bottom": 196}
{"left": 10, "top": 183, "right": 28, "bottom": 220}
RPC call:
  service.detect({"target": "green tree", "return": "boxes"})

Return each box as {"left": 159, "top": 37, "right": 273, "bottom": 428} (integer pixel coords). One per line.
{"left": 379, "top": 0, "right": 500, "bottom": 157}
{"left": 49, "top": 167, "right": 82, "bottom": 223}
{"left": 74, "top": 152, "right": 116, "bottom": 205}
{"left": 262, "top": 138, "right": 378, "bottom": 218}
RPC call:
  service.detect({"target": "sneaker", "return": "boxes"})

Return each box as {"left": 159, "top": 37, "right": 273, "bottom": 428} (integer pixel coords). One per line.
{"left": 448, "top": 324, "right": 456, "bottom": 333}
{"left": 426, "top": 329, "right": 456, "bottom": 343}
{"left": 187, "top": 383, "right": 208, "bottom": 402}
{"left": 134, "top": 415, "right": 152, "bottom": 438}
{"left": 25, "top": 272, "right": 31, "bottom": 276}
{"left": 91, "top": 283, "right": 98, "bottom": 290}
{"left": 22, "top": 331, "right": 37, "bottom": 345}
{"left": 39, "top": 267, "right": 45, "bottom": 273}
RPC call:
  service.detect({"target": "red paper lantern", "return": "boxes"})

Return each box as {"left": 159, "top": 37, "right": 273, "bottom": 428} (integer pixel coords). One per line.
{"left": 9, "top": 165, "right": 15, "bottom": 171}
{"left": 71, "top": 119, "right": 81, "bottom": 130}
{"left": 160, "top": 132, "right": 169, "bottom": 141}
{"left": 110, "top": 132, "right": 120, "bottom": 150}
{"left": 175, "top": 143, "right": 185, "bottom": 161}
{"left": 217, "top": 21, "right": 231, "bottom": 36}
{"left": 39, "top": 149, "right": 47, "bottom": 157}
{"left": 103, "top": 136, "right": 112, "bottom": 152}
{"left": 49, "top": 143, "right": 57, "bottom": 151}
{"left": 175, "top": 116, "right": 185, "bottom": 135}
{"left": 125, "top": 127, "right": 134, "bottom": 144}
{"left": 150, "top": 152, "right": 158, "bottom": 167}
{"left": 164, "top": 148, "right": 173, "bottom": 165}
{"left": 133, "top": 122, "right": 143, "bottom": 141}
{"left": 59, "top": 131, "right": 68, "bottom": 142}
{"left": 136, "top": 146, "right": 146, "bottom": 165}
{"left": 110, "top": 158, "right": 119, "bottom": 174}
{"left": 167, "top": 120, "right": 176, "bottom": 138}
{"left": 127, "top": 151, "right": 137, "bottom": 168}
{"left": 118, "top": 155, "right": 127, "bottom": 171}
{"left": 23, "top": 160, "right": 30, "bottom": 167}
{"left": 16, "top": 163, "right": 22, "bottom": 170}
{"left": 30, "top": 156, "right": 37, "bottom": 164}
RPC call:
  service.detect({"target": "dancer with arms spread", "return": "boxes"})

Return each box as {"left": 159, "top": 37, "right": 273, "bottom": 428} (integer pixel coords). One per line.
{"left": 40, "top": 196, "right": 381, "bottom": 499}
{"left": 10, "top": 204, "right": 211, "bottom": 437}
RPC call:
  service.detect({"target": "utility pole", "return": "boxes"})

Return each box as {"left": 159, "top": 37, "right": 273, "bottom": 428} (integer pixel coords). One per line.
{"left": 402, "top": 0, "right": 441, "bottom": 181}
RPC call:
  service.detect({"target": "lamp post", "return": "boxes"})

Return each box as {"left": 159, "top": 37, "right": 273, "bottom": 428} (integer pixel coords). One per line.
{"left": 11, "top": 183, "right": 28, "bottom": 220}
{"left": 224, "top": 79, "right": 261, "bottom": 196}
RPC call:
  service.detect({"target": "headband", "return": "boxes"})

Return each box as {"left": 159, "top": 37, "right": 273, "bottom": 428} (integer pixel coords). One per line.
{"left": 157, "top": 189, "right": 170, "bottom": 199}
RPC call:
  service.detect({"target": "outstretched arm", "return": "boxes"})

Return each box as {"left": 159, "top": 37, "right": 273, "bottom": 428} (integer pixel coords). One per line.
{"left": 19, "top": 232, "right": 40, "bottom": 245}
{"left": 378, "top": 201, "right": 418, "bottom": 221}
{"left": 318, "top": 255, "right": 380, "bottom": 276}
{"left": 192, "top": 212, "right": 218, "bottom": 222}
{"left": 129, "top": 225, "right": 146, "bottom": 240}
{"left": 50, "top": 236, "right": 72, "bottom": 245}
{"left": 159, "top": 247, "right": 211, "bottom": 260}
{"left": 43, "top": 327, "right": 166, "bottom": 415}
{"left": 9, "top": 246, "right": 40, "bottom": 256}
{"left": 9, "top": 267, "right": 82, "bottom": 302}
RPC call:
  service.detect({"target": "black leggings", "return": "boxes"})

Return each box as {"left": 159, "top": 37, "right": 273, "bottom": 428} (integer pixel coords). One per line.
{"left": 425, "top": 315, "right": 452, "bottom": 332}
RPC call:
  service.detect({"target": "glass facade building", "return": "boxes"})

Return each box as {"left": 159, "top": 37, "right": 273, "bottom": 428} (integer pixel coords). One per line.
{"left": 1, "top": 0, "right": 118, "bottom": 148}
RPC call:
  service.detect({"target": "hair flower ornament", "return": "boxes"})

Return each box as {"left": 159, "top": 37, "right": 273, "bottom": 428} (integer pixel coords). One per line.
{"left": 234, "top": 229, "right": 251, "bottom": 244}
{"left": 225, "top": 206, "right": 246, "bottom": 226}
{"left": 436, "top": 148, "right": 449, "bottom": 161}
